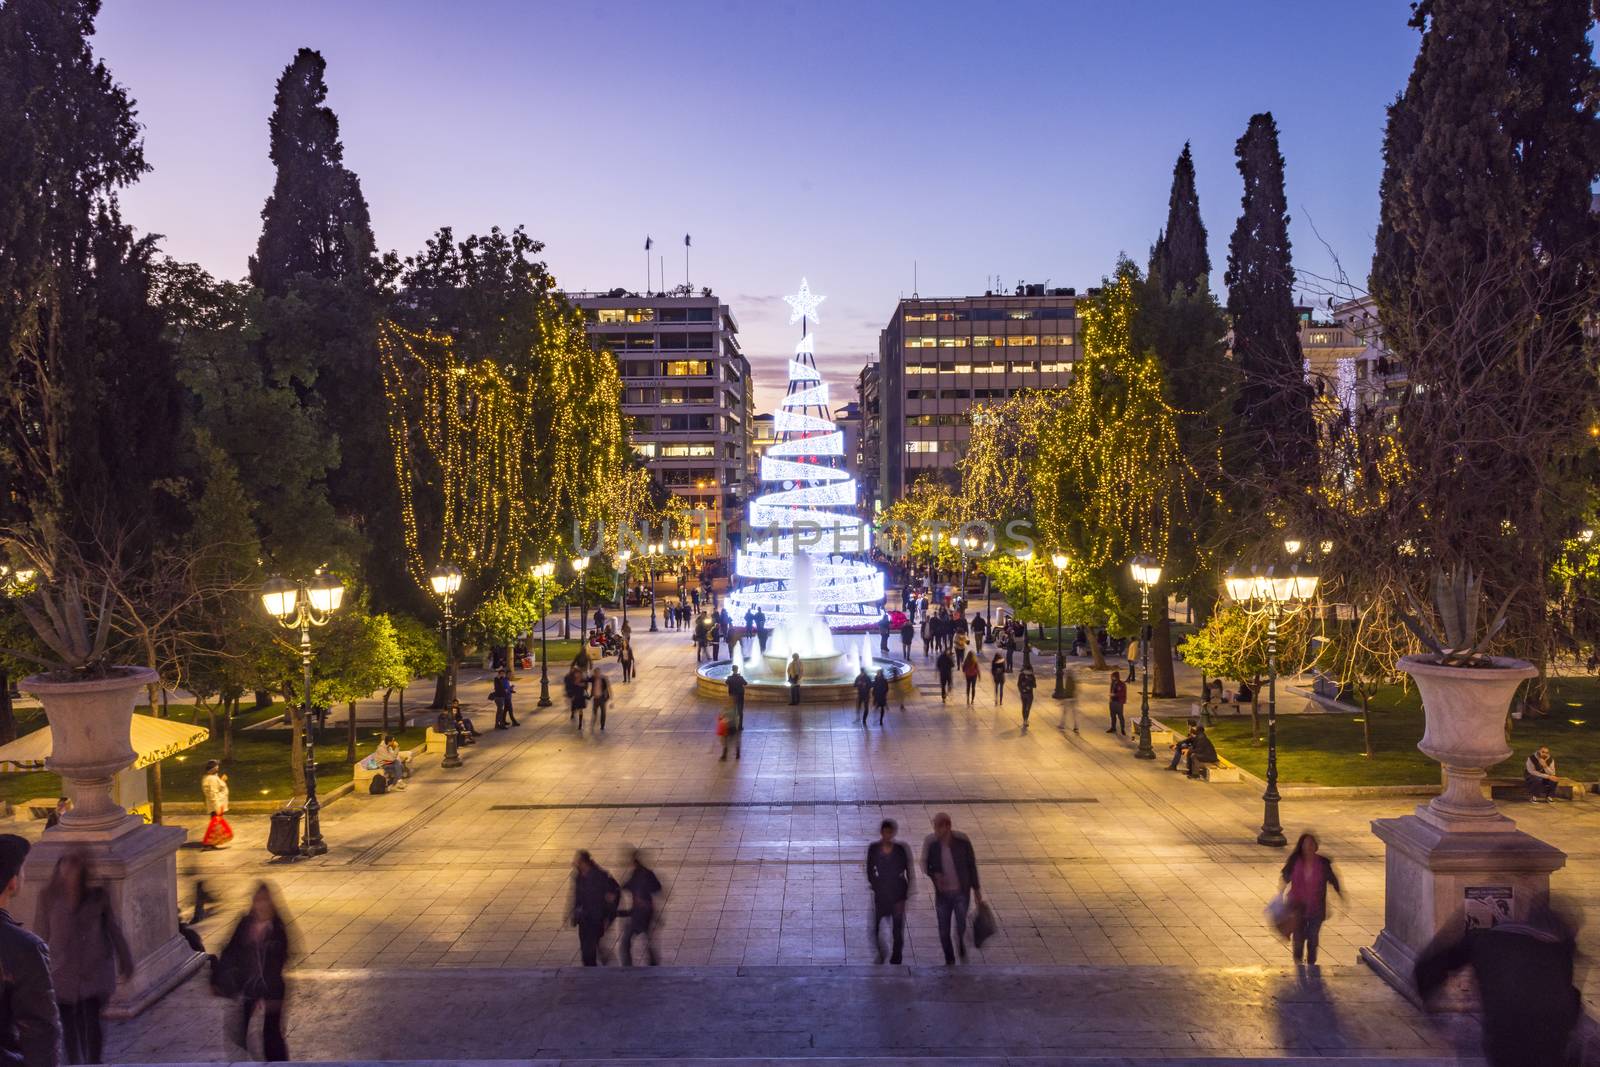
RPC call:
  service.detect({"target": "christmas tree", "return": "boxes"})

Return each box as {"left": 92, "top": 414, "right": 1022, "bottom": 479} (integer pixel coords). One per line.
{"left": 726, "top": 279, "right": 884, "bottom": 631}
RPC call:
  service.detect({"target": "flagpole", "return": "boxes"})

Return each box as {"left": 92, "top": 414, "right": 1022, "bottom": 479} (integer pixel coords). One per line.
{"left": 685, "top": 234, "right": 691, "bottom": 291}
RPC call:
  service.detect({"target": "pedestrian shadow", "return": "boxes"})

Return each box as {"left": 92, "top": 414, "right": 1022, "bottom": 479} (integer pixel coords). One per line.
{"left": 1269, "top": 967, "right": 1352, "bottom": 1054}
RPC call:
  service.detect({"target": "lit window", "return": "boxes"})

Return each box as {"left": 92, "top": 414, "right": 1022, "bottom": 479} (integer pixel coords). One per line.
{"left": 1006, "top": 335, "right": 1038, "bottom": 346}
{"left": 597, "top": 308, "right": 626, "bottom": 323}
{"left": 626, "top": 308, "right": 655, "bottom": 323}
{"left": 664, "top": 360, "right": 710, "bottom": 376}
{"left": 937, "top": 337, "right": 969, "bottom": 348}
{"left": 905, "top": 363, "right": 939, "bottom": 374}
{"left": 906, "top": 441, "right": 939, "bottom": 453}
{"left": 1040, "top": 335, "right": 1074, "bottom": 346}
{"left": 906, "top": 338, "right": 938, "bottom": 348}
{"left": 632, "top": 441, "right": 658, "bottom": 458}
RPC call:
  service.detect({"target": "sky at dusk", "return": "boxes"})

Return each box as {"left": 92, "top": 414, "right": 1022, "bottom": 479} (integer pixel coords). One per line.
{"left": 94, "top": 1, "right": 1426, "bottom": 413}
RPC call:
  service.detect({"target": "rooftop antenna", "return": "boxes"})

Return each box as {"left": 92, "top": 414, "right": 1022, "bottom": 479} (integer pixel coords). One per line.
{"left": 912, "top": 260, "right": 919, "bottom": 300}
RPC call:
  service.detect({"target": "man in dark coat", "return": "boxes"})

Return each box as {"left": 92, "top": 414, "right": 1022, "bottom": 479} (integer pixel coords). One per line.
{"left": 936, "top": 649, "right": 955, "bottom": 703}
{"left": 569, "top": 850, "right": 620, "bottom": 966}
{"left": 0, "top": 835, "right": 59, "bottom": 1067}
{"left": 723, "top": 666, "right": 746, "bottom": 761}
{"left": 866, "top": 819, "right": 912, "bottom": 964}
{"left": 922, "top": 813, "right": 982, "bottom": 965}
{"left": 878, "top": 613, "right": 892, "bottom": 653}
{"left": 853, "top": 667, "right": 873, "bottom": 725}
{"left": 871, "top": 669, "right": 890, "bottom": 726}
{"left": 620, "top": 851, "right": 664, "bottom": 967}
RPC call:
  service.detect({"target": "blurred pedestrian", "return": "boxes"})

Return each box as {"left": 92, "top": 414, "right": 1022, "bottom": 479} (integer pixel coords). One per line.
{"left": 961, "top": 650, "right": 980, "bottom": 706}
{"left": 589, "top": 668, "right": 612, "bottom": 732}
{"left": 0, "top": 835, "right": 59, "bottom": 1067}
{"left": 217, "top": 883, "right": 291, "bottom": 1062}
{"left": 722, "top": 666, "right": 745, "bottom": 761}
{"left": 1017, "top": 663, "right": 1036, "bottom": 728}
{"left": 619, "top": 638, "right": 636, "bottom": 683}
{"left": 620, "top": 850, "right": 664, "bottom": 967}
{"left": 570, "top": 851, "right": 620, "bottom": 966}
{"left": 38, "top": 851, "right": 132, "bottom": 1065}
{"left": 1106, "top": 671, "right": 1127, "bottom": 736}
{"left": 866, "top": 819, "right": 912, "bottom": 965}
{"left": 871, "top": 669, "right": 890, "bottom": 725}
{"left": 565, "top": 663, "right": 589, "bottom": 728}
{"left": 492, "top": 668, "right": 511, "bottom": 729}
{"left": 201, "top": 760, "right": 232, "bottom": 849}
{"left": 853, "top": 666, "right": 872, "bottom": 725}
{"left": 990, "top": 652, "right": 1006, "bottom": 705}
{"left": 936, "top": 648, "right": 954, "bottom": 703}
{"left": 1279, "top": 833, "right": 1341, "bottom": 967}
{"left": 1062, "top": 665, "right": 1079, "bottom": 733}
{"left": 899, "top": 618, "right": 914, "bottom": 658}
{"left": 787, "top": 653, "right": 803, "bottom": 705}
{"left": 922, "top": 813, "right": 981, "bottom": 965}
{"left": 1415, "top": 894, "right": 1582, "bottom": 1067}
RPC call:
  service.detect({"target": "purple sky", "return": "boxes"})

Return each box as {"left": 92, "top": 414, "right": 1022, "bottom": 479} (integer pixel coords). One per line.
{"left": 95, "top": 1, "right": 1425, "bottom": 413}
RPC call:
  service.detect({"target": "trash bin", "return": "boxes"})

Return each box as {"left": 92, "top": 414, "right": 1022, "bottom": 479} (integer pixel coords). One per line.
{"left": 266, "top": 807, "right": 303, "bottom": 858}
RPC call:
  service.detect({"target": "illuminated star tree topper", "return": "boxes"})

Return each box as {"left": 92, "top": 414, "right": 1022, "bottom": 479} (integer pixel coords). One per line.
{"left": 783, "top": 277, "right": 826, "bottom": 328}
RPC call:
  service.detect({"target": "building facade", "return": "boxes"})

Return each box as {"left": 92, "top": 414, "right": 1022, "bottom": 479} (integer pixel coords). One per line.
{"left": 856, "top": 363, "right": 882, "bottom": 512}
{"left": 567, "top": 289, "right": 754, "bottom": 527}
{"left": 872, "top": 284, "right": 1081, "bottom": 504}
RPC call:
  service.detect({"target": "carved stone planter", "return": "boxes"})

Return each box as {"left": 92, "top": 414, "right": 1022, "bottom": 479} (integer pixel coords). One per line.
{"left": 1403, "top": 654, "right": 1535, "bottom": 825}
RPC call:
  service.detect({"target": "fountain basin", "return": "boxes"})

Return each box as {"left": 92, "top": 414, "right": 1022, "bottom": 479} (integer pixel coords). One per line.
{"left": 762, "top": 649, "right": 846, "bottom": 680}
{"left": 697, "top": 656, "right": 914, "bottom": 704}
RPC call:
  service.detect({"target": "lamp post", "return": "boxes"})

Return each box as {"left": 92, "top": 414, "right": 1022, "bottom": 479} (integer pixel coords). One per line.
{"left": 573, "top": 555, "right": 592, "bottom": 644}
{"left": 1051, "top": 553, "right": 1069, "bottom": 698}
{"left": 261, "top": 571, "right": 345, "bottom": 857}
{"left": 1018, "top": 550, "right": 1034, "bottom": 667}
{"left": 1223, "top": 549, "right": 1319, "bottom": 847}
{"left": 429, "top": 563, "right": 464, "bottom": 705}
{"left": 616, "top": 549, "right": 632, "bottom": 629}
{"left": 1129, "top": 555, "right": 1163, "bottom": 760}
{"left": 647, "top": 543, "right": 661, "bottom": 632}
{"left": 983, "top": 540, "right": 995, "bottom": 637}
{"left": 530, "top": 561, "right": 555, "bottom": 708}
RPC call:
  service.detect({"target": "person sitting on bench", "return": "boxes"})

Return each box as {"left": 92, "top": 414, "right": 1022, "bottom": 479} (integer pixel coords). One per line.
{"left": 1167, "top": 724, "right": 1199, "bottom": 771}
{"left": 1181, "top": 725, "right": 1218, "bottom": 778}
{"left": 1525, "top": 746, "right": 1559, "bottom": 802}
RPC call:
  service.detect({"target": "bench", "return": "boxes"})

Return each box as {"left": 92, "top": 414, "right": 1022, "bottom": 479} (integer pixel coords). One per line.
{"left": 426, "top": 727, "right": 454, "bottom": 752}
{"left": 1198, "top": 758, "right": 1243, "bottom": 783}
{"left": 1488, "top": 777, "right": 1581, "bottom": 801}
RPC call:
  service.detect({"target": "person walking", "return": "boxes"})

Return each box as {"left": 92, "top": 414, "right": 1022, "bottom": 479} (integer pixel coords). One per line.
{"left": 492, "top": 668, "right": 510, "bottom": 729}
{"left": 1279, "top": 833, "right": 1341, "bottom": 967}
{"left": 935, "top": 648, "right": 954, "bottom": 703}
{"left": 201, "top": 760, "right": 233, "bottom": 849}
{"left": 501, "top": 669, "right": 520, "bottom": 726}
{"left": 0, "top": 836, "right": 60, "bottom": 1067}
{"left": 1016, "top": 663, "right": 1036, "bottom": 729}
{"left": 871, "top": 669, "right": 890, "bottom": 726}
{"left": 1062, "top": 666, "right": 1079, "bottom": 733}
{"left": 566, "top": 663, "right": 589, "bottom": 728}
{"left": 37, "top": 851, "right": 131, "bottom": 1065}
{"left": 922, "top": 813, "right": 981, "bottom": 965}
{"left": 899, "top": 618, "right": 914, "bottom": 659}
{"left": 878, "top": 613, "right": 892, "bottom": 654}
{"left": 1125, "top": 633, "right": 1139, "bottom": 683}
{"left": 589, "top": 668, "right": 612, "bottom": 731}
{"left": 920, "top": 616, "right": 931, "bottom": 659}
{"left": 620, "top": 851, "right": 664, "bottom": 967}
{"left": 570, "top": 850, "right": 620, "bottom": 966}
{"left": 217, "top": 883, "right": 292, "bottom": 1062}
{"left": 853, "top": 666, "right": 872, "bottom": 725}
{"left": 961, "top": 650, "right": 980, "bottom": 706}
{"left": 619, "top": 638, "right": 636, "bottom": 683}
{"left": 990, "top": 651, "right": 1007, "bottom": 706}
{"left": 693, "top": 616, "right": 709, "bottom": 663}
{"left": 787, "top": 653, "right": 804, "bottom": 706}
{"left": 722, "top": 666, "right": 745, "bottom": 761}
{"left": 865, "top": 819, "right": 912, "bottom": 965}
{"left": 1106, "top": 670, "right": 1127, "bottom": 736}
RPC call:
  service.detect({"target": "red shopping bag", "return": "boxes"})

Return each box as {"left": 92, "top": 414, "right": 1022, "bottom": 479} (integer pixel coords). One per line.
{"left": 203, "top": 813, "right": 233, "bottom": 848}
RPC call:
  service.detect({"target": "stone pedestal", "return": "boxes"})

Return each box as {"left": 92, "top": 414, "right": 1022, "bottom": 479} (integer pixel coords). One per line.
{"left": 18, "top": 668, "right": 204, "bottom": 1017}
{"left": 16, "top": 821, "right": 202, "bottom": 1018}
{"left": 1361, "top": 805, "right": 1566, "bottom": 1009}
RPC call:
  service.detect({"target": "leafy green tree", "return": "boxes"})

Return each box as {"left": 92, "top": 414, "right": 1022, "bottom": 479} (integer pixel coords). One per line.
{"left": 312, "top": 610, "right": 404, "bottom": 762}
{"left": 388, "top": 612, "right": 443, "bottom": 731}
{"left": 1180, "top": 604, "right": 1317, "bottom": 740}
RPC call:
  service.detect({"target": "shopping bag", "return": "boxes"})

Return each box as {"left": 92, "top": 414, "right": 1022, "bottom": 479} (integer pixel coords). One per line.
{"left": 1265, "top": 894, "right": 1295, "bottom": 939}
{"left": 715, "top": 714, "right": 729, "bottom": 737}
{"left": 973, "top": 901, "right": 999, "bottom": 947}
{"left": 202, "top": 813, "right": 233, "bottom": 848}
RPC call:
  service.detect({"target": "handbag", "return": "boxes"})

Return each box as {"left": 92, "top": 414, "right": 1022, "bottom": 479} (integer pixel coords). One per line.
{"left": 202, "top": 813, "right": 233, "bottom": 848}
{"left": 1265, "top": 893, "right": 1295, "bottom": 939}
{"left": 715, "top": 715, "right": 729, "bottom": 737}
{"left": 972, "top": 901, "right": 999, "bottom": 947}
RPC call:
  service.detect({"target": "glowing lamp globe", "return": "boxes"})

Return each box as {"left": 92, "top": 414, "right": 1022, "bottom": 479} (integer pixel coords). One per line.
{"left": 429, "top": 563, "right": 463, "bottom": 599}
{"left": 1223, "top": 566, "right": 1255, "bottom": 604}
{"left": 307, "top": 572, "right": 346, "bottom": 614}
{"left": 1283, "top": 538, "right": 1304, "bottom": 557}
{"left": 1051, "top": 552, "right": 1069, "bottom": 572}
{"left": 260, "top": 576, "right": 298, "bottom": 620}
{"left": 1129, "top": 555, "right": 1162, "bottom": 588}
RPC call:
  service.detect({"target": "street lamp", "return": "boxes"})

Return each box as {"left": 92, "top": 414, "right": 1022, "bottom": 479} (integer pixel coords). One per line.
{"left": 260, "top": 570, "right": 345, "bottom": 857}
{"left": 1017, "top": 550, "right": 1035, "bottom": 666}
{"left": 615, "top": 549, "right": 632, "bottom": 629}
{"left": 1223, "top": 558, "right": 1320, "bottom": 847}
{"left": 1128, "top": 555, "right": 1163, "bottom": 760}
{"left": 530, "top": 561, "right": 555, "bottom": 707}
{"left": 646, "top": 543, "right": 662, "bottom": 632}
{"left": 1051, "top": 552, "right": 1070, "bottom": 698}
{"left": 573, "top": 555, "right": 592, "bottom": 644}
{"left": 429, "top": 563, "right": 464, "bottom": 704}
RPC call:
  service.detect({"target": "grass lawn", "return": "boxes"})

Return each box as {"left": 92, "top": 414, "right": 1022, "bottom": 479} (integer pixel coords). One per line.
{"left": 1196, "top": 675, "right": 1600, "bottom": 787}
{"left": 0, "top": 701, "right": 427, "bottom": 808}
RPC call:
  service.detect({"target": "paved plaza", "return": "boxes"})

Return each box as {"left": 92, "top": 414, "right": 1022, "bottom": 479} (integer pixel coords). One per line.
{"left": 106, "top": 627, "right": 1600, "bottom": 1062}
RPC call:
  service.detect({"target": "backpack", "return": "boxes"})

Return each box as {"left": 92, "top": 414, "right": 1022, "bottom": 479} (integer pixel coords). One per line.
{"left": 368, "top": 773, "right": 388, "bottom": 795}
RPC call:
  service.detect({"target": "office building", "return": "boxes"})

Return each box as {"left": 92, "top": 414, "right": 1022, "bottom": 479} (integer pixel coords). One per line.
{"left": 568, "top": 289, "right": 754, "bottom": 527}
{"left": 872, "top": 283, "right": 1081, "bottom": 504}
{"left": 856, "top": 364, "right": 883, "bottom": 512}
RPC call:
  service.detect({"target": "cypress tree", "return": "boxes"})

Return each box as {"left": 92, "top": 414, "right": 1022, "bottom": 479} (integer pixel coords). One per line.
{"left": 1224, "top": 112, "right": 1314, "bottom": 487}
{"left": 1149, "top": 143, "right": 1210, "bottom": 297}
{"left": 249, "top": 48, "right": 375, "bottom": 293}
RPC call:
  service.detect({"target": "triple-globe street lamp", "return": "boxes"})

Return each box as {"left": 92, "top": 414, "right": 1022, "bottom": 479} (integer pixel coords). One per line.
{"left": 1129, "top": 555, "right": 1163, "bottom": 760}
{"left": 1018, "top": 549, "right": 1034, "bottom": 667}
{"left": 572, "top": 555, "right": 592, "bottom": 644}
{"left": 645, "top": 543, "right": 662, "bottom": 632}
{"left": 615, "top": 549, "right": 633, "bottom": 629}
{"left": 260, "top": 571, "right": 346, "bottom": 857}
{"left": 1223, "top": 541, "right": 1320, "bottom": 847}
{"left": 529, "top": 561, "right": 556, "bottom": 708}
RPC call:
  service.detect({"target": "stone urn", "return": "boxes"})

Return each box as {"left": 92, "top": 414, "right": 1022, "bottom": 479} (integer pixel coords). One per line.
{"left": 25, "top": 666, "right": 155, "bottom": 835}
{"left": 17, "top": 665, "right": 203, "bottom": 1016}
{"left": 1399, "top": 654, "right": 1536, "bottom": 826}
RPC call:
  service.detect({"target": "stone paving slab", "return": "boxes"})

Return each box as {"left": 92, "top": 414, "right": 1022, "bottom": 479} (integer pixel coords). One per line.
{"left": 105, "top": 965, "right": 1486, "bottom": 1064}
